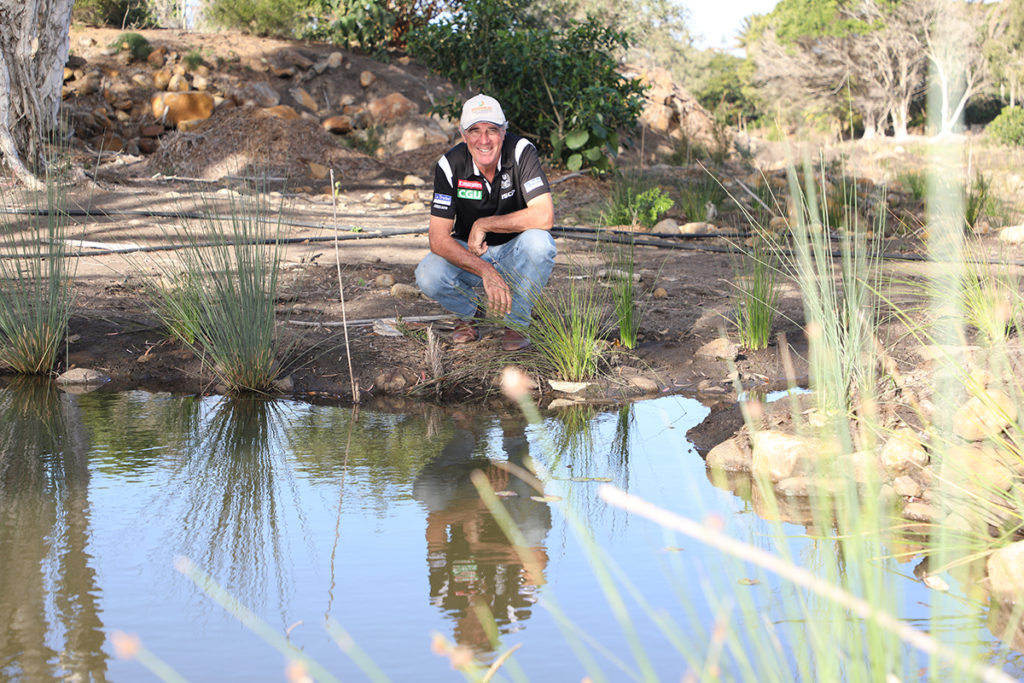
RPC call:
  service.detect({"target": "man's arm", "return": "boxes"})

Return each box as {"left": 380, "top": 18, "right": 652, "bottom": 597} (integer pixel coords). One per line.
{"left": 467, "top": 194, "right": 553, "bottom": 257}
{"left": 427, "top": 214, "right": 513, "bottom": 316}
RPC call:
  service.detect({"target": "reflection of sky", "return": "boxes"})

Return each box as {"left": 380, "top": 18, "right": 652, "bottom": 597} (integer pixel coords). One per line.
{"left": 7, "top": 391, "right": 1021, "bottom": 680}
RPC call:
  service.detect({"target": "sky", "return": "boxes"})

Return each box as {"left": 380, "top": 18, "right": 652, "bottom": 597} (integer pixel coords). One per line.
{"left": 685, "top": 0, "right": 780, "bottom": 50}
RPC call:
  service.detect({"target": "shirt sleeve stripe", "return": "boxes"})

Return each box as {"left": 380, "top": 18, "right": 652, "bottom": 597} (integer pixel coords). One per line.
{"left": 514, "top": 138, "right": 532, "bottom": 164}
{"left": 438, "top": 155, "right": 454, "bottom": 187}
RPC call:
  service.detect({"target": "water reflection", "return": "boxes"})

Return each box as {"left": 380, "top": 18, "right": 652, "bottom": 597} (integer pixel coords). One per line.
{"left": 167, "top": 396, "right": 299, "bottom": 611}
{"left": 0, "top": 379, "right": 106, "bottom": 681}
{"left": 413, "top": 414, "right": 551, "bottom": 654}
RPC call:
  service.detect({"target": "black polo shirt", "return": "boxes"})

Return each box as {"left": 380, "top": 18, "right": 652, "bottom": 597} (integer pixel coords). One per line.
{"left": 430, "top": 132, "right": 551, "bottom": 246}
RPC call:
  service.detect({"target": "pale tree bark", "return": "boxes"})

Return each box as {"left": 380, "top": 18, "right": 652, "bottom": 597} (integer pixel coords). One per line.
{"left": 0, "top": 0, "right": 74, "bottom": 189}
{"left": 922, "top": 0, "right": 992, "bottom": 137}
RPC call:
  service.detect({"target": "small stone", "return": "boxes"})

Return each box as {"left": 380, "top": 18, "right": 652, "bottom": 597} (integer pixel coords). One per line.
{"left": 327, "top": 52, "right": 344, "bottom": 69}
{"left": 374, "top": 273, "right": 396, "bottom": 287}
{"left": 390, "top": 283, "right": 420, "bottom": 300}
{"left": 626, "top": 376, "right": 659, "bottom": 393}
{"left": 291, "top": 86, "right": 318, "bottom": 112}
{"left": 880, "top": 427, "right": 929, "bottom": 474}
{"left": 652, "top": 286, "right": 668, "bottom": 299}
{"left": 652, "top": 218, "right": 678, "bottom": 233}
{"left": 264, "top": 104, "right": 301, "bottom": 120}
{"left": 893, "top": 475, "right": 922, "bottom": 498}
{"left": 167, "top": 73, "right": 189, "bottom": 92}
{"left": 272, "top": 375, "right": 294, "bottom": 392}
{"left": 359, "top": 70, "right": 376, "bottom": 87}
{"left": 397, "top": 188, "right": 419, "bottom": 203}
{"left": 987, "top": 541, "right": 1024, "bottom": 602}
{"left": 56, "top": 368, "right": 110, "bottom": 385}
{"left": 547, "top": 398, "right": 581, "bottom": 410}
{"left": 903, "top": 501, "right": 939, "bottom": 523}
{"left": 308, "top": 162, "right": 330, "bottom": 180}
{"left": 695, "top": 337, "right": 739, "bottom": 361}
{"left": 322, "top": 115, "right": 353, "bottom": 134}
{"left": 706, "top": 436, "right": 751, "bottom": 472}
{"left": 548, "top": 380, "right": 590, "bottom": 394}
{"left": 153, "top": 69, "right": 172, "bottom": 91}
{"left": 403, "top": 174, "right": 427, "bottom": 186}
{"left": 998, "top": 224, "right": 1024, "bottom": 244}
{"left": 678, "top": 221, "right": 715, "bottom": 235}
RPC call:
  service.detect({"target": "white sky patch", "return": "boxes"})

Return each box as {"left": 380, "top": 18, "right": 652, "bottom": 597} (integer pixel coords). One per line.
{"left": 685, "top": 0, "right": 780, "bottom": 51}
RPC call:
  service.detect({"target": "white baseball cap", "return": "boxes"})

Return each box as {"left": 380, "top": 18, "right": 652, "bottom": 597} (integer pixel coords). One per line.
{"left": 460, "top": 95, "right": 506, "bottom": 130}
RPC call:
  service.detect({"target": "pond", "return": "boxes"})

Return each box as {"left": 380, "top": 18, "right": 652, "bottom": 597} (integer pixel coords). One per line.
{"left": 1, "top": 381, "right": 1022, "bottom": 681}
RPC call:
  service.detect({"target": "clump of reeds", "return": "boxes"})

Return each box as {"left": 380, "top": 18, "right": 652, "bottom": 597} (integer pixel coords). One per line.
{"left": 0, "top": 167, "right": 73, "bottom": 374}
{"left": 143, "top": 190, "right": 288, "bottom": 393}
{"left": 522, "top": 264, "right": 609, "bottom": 382}
{"left": 731, "top": 234, "right": 780, "bottom": 351}
{"left": 608, "top": 239, "right": 640, "bottom": 349}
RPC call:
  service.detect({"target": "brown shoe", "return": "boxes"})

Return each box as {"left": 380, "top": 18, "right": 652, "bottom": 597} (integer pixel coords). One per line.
{"left": 501, "top": 328, "right": 530, "bottom": 352}
{"left": 452, "top": 320, "right": 479, "bottom": 344}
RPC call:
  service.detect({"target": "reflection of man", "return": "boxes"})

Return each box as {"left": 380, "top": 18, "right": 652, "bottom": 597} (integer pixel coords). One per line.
{"left": 415, "top": 95, "right": 556, "bottom": 351}
{"left": 412, "top": 414, "right": 551, "bottom": 653}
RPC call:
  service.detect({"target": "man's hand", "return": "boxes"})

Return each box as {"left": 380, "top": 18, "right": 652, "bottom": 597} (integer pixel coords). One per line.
{"left": 467, "top": 222, "right": 488, "bottom": 256}
{"left": 480, "top": 264, "right": 511, "bottom": 317}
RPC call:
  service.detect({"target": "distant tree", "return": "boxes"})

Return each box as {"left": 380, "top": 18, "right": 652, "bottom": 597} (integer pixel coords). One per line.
{"left": 0, "top": 0, "right": 74, "bottom": 188}
{"left": 922, "top": 0, "right": 993, "bottom": 136}
{"left": 690, "top": 50, "right": 763, "bottom": 127}
{"left": 985, "top": 0, "right": 1024, "bottom": 106}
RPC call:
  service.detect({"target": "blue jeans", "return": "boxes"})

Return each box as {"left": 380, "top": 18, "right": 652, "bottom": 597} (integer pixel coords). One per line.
{"left": 415, "top": 229, "right": 557, "bottom": 327}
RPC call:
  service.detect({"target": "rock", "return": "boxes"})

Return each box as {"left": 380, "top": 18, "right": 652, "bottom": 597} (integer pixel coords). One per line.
{"left": 652, "top": 286, "right": 668, "bottom": 299}
{"left": 309, "top": 163, "right": 330, "bottom": 180}
{"left": 768, "top": 216, "right": 789, "bottom": 232}
{"left": 547, "top": 398, "right": 581, "bottom": 410}
{"left": 269, "top": 64, "right": 296, "bottom": 78}
{"left": 596, "top": 268, "right": 641, "bottom": 282}
{"left": 849, "top": 450, "right": 884, "bottom": 483}
{"left": 987, "top": 541, "right": 1024, "bottom": 603}
{"left": 272, "top": 375, "right": 294, "bottom": 392}
{"left": 776, "top": 476, "right": 812, "bottom": 497}
{"left": 943, "top": 443, "right": 1015, "bottom": 492}
{"left": 706, "top": 436, "right": 751, "bottom": 472}
{"left": 138, "top": 137, "right": 159, "bottom": 154}
{"left": 696, "top": 379, "right": 726, "bottom": 393}
{"left": 374, "top": 368, "right": 417, "bottom": 393}
{"left": 403, "top": 174, "right": 427, "bottom": 187}
{"left": 953, "top": 389, "right": 1017, "bottom": 441}
{"left": 390, "top": 283, "right": 421, "bottom": 300}
{"left": 56, "top": 368, "right": 110, "bottom": 385}
{"left": 374, "top": 273, "right": 396, "bottom": 287}
{"left": 131, "top": 73, "right": 152, "bottom": 89}
{"left": 903, "top": 501, "right": 939, "bottom": 522}
{"left": 234, "top": 82, "right": 280, "bottom": 108}
{"left": 652, "top": 218, "right": 678, "bottom": 232}
{"left": 191, "top": 74, "right": 209, "bottom": 91}
{"left": 264, "top": 104, "right": 301, "bottom": 120}
{"left": 139, "top": 123, "right": 164, "bottom": 137}
{"left": 998, "top": 225, "right": 1024, "bottom": 244}
{"left": 381, "top": 116, "right": 449, "bottom": 152}
{"left": 322, "top": 115, "right": 353, "bottom": 134}
{"left": 879, "top": 427, "right": 929, "bottom": 474}
{"left": 167, "top": 73, "right": 190, "bottom": 92}
{"left": 147, "top": 46, "right": 167, "bottom": 67}
{"left": 282, "top": 49, "right": 313, "bottom": 69}
{"left": 339, "top": 93, "right": 357, "bottom": 107}
{"left": 360, "top": 70, "right": 376, "bottom": 87}
{"left": 628, "top": 376, "right": 659, "bottom": 393}
{"left": 327, "top": 52, "right": 344, "bottom": 69}
{"left": 751, "top": 430, "right": 822, "bottom": 482}
{"left": 678, "top": 221, "right": 715, "bottom": 235}
{"left": 152, "top": 92, "right": 215, "bottom": 127}
{"left": 177, "top": 119, "right": 206, "bottom": 132}
{"left": 548, "top": 380, "right": 590, "bottom": 394}
{"left": 291, "top": 86, "right": 318, "bottom": 112}
{"left": 368, "top": 93, "right": 419, "bottom": 123}
{"left": 152, "top": 69, "right": 172, "bottom": 91}
{"left": 893, "top": 475, "right": 922, "bottom": 498}
{"left": 395, "top": 188, "right": 418, "bottom": 204}
{"left": 695, "top": 337, "right": 738, "bottom": 361}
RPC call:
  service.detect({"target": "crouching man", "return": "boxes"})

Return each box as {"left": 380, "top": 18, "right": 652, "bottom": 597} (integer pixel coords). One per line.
{"left": 415, "top": 95, "right": 556, "bottom": 352}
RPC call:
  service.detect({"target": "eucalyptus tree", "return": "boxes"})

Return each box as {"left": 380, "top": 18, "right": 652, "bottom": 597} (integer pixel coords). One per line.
{"left": 0, "top": 0, "right": 74, "bottom": 188}
{"left": 985, "top": 0, "right": 1024, "bottom": 106}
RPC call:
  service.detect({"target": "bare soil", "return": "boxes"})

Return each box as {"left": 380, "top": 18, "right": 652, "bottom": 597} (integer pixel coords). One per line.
{"left": 9, "top": 27, "right": 1020, "bottom": 434}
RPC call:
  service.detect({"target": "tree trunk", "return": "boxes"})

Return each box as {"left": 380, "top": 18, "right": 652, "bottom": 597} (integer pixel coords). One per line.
{"left": 0, "top": 0, "right": 74, "bottom": 189}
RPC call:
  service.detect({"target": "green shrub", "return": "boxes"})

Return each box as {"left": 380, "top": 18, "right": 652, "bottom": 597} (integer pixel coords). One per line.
{"left": 986, "top": 106, "right": 1024, "bottom": 146}
{"left": 407, "top": 0, "right": 646, "bottom": 171}
{"left": 204, "top": 0, "right": 306, "bottom": 37}
{"left": 108, "top": 32, "right": 153, "bottom": 61}
{"left": 601, "top": 178, "right": 674, "bottom": 228}
{"left": 301, "top": 0, "right": 445, "bottom": 50}
{"left": 73, "top": 0, "right": 153, "bottom": 27}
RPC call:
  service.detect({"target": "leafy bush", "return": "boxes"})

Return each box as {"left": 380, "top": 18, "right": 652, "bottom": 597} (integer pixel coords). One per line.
{"left": 302, "top": 0, "right": 446, "bottom": 50}
{"left": 987, "top": 106, "right": 1024, "bottom": 146}
{"left": 108, "top": 32, "right": 152, "bottom": 61}
{"left": 73, "top": 0, "right": 153, "bottom": 27}
{"left": 407, "top": 0, "right": 646, "bottom": 171}
{"left": 204, "top": 0, "right": 306, "bottom": 37}
{"left": 602, "top": 178, "right": 674, "bottom": 228}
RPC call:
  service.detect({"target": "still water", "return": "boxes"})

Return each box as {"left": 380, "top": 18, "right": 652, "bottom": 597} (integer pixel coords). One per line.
{"left": 0, "top": 380, "right": 1020, "bottom": 681}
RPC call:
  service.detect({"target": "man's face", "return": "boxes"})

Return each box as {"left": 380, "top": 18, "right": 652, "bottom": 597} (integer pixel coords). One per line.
{"left": 462, "top": 123, "right": 505, "bottom": 172}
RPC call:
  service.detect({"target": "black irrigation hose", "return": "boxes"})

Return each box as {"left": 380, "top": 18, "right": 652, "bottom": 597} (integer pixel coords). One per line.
{"left": 2, "top": 206, "right": 1023, "bottom": 268}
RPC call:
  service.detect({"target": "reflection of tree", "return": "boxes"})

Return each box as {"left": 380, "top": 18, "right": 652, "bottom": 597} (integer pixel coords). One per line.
{"left": 168, "top": 397, "right": 298, "bottom": 613}
{"left": 0, "top": 378, "right": 106, "bottom": 681}
{"left": 413, "top": 415, "right": 551, "bottom": 655}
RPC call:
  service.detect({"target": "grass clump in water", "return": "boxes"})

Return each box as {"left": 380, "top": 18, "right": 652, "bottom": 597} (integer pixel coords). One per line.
{"left": 730, "top": 234, "right": 780, "bottom": 351}
{"left": 144, "top": 190, "right": 288, "bottom": 393}
{"left": 0, "top": 173, "right": 74, "bottom": 375}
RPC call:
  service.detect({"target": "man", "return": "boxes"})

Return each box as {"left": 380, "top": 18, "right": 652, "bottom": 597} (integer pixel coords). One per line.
{"left": 415, "top": 94, "right": 556, "bottom": 352}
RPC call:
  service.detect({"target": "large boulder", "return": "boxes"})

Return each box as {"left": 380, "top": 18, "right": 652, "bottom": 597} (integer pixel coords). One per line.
{"left": 367, "top": 92, "right": 418, "bottom": 123}
{"left": 151, "top": 92, "right": 215, "bottom": 128}
{"left": 988, "top": 541, "right": 1024, "bottom": 603}
{"left": 381, "top": 116, "right": 450, "bottom": 152}
{"left": 751, "top": 430, "right": 824, "bottom": 482}
{"left": 953, "top": 389, "right": 1018, "bottom": 442}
